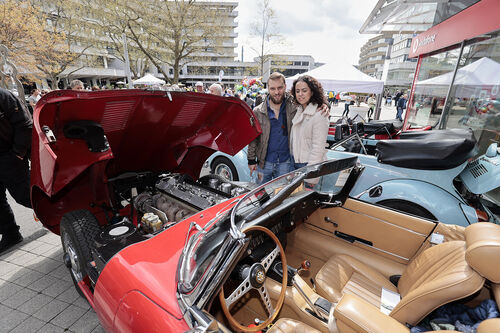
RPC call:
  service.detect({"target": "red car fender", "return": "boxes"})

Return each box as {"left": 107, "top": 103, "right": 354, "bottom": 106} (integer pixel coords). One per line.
{"left": 93, "top": 198, "right": 241, "bottom": 331}
{"left": 113, "top": 291, "right": 189, "bottom": 333}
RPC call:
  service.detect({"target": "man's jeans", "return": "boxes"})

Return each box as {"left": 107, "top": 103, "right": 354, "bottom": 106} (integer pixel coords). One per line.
{"left": 256, "top": 159, "right": 292, "bottom": 185}
{"left": 396, "top": 107, "right": 404, "bottom": 121}
{"left": 0, "top": 152, "right": 31, "bottom": 234}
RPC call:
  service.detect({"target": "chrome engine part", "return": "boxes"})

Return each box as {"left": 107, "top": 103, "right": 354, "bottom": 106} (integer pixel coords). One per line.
{"left": 133, "top": 174, "right": 249, "bottom": 228}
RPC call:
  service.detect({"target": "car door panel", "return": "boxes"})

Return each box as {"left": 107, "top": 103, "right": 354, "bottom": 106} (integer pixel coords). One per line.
{"left": 305, "top": 198, "right": 436, "bottom": 264}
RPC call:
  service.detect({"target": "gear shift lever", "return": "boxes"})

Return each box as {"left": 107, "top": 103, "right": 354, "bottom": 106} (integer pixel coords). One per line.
{"left": 292, "top": 260, "right": 325, "bottom": 320}
{"left": 296, "top": 260, "right": 311, "bottom": 275}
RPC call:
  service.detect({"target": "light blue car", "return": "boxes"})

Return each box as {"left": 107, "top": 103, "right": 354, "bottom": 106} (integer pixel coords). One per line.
{"left": 204, "top": 146, "right": 253, "bottom": 182}
{"left": 205, "top": 129, "right": 500, "bottom": 227}
{"left": 325, "top": 129, "right": 499, "bottom": 227}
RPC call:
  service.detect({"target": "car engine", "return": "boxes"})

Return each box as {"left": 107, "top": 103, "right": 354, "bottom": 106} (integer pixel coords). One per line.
{"left": 89, "top": 172, "right": 252, "bottom": 276}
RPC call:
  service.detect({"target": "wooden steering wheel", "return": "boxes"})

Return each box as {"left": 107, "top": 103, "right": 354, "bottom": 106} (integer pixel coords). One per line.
{"left": 219, "top": 225, "right": 288, "bottom": 332}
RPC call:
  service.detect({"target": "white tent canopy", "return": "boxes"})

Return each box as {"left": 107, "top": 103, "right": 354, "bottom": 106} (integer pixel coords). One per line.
{"left": 132, "top": 73, "right": 165, "bottom": 86}
{"left": 415, "top": 57, "right": 500, "bottom": 98}
{"left": 285, "top": 62, "right": 384, "bottom": 94}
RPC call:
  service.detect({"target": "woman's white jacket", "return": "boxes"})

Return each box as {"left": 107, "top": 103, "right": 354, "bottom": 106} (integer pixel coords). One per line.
{"left": 290, "top": 103, "right": 329, "bottom": 165}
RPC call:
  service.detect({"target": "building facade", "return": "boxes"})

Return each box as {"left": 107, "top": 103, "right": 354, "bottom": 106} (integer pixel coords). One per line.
{"left": 33, "top": 1, "right": 316, "bottom": 90}
{"left": 358, "top": 34, "right": 391, "bottom": 80}
{"left": 385, "top": 33, "right": 418, "bottom": 88}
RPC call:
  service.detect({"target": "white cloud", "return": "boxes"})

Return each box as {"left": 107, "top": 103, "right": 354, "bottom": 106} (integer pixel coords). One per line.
{"left": 234, "top": 0, "right": 379, "bottom": 66}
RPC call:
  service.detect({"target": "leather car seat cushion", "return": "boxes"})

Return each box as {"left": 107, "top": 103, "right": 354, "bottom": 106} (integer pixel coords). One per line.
{"left": 267, "top": 318, "right": 321, "bottom": 333}
{"left": 315, "top": 254, "right": 397, "bottom": 304}
{"left": 477, "top": 318, "right": 500, "bottom": 333}
{"left": 392, "top": 241, "right": 485, "bottom": 325}
{"left": 465, "top": 222, "right": 500, "bottom": 283}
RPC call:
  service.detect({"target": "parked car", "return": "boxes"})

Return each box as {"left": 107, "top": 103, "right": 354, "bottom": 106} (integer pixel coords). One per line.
{"left": 328, "top": 128, "right": 500, "bottom": 226}
{"left": 30, "top": 90, "right": 500, "bottom": 333}
{"left": 204, "top": 146, "right": 253, "bottom": 181}
{"left": 209, "top": 125, "right": 499, "bottom": 226}
{"left": 30, "top": 89, "right": 260, "bottom": 291}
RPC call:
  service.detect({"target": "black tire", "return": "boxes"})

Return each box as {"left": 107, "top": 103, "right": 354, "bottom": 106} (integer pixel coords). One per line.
{"left": 60, "top": 210, "right": 100, "bottom": 297}
{"left": 377, "top": 199, "right": 436, "bottom": 221}
{"left": 211, "top": 156, "right": 239, "bottom": 181}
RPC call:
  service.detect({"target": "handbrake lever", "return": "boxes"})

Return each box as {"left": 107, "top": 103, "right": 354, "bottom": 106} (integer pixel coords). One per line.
{"left": 292, "top": 260, "right": 325, "bottom": 320}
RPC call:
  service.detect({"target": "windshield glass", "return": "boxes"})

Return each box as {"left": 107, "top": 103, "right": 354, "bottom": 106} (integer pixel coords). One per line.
{"left": 179, "top": 157, "right": 358, "bottom": 295}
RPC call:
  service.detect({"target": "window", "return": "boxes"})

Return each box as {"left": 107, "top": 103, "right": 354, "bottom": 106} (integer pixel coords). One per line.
{"left": 408, "top": 47, "right": 461, "bottom": 128}
{"left": 441, "top": 31, "right": 500, "bottom": 156}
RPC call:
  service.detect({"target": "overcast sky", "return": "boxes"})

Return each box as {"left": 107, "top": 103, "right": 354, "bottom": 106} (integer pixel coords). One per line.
{"left": 235, "top": 0, "right": 379, "bottom": 66}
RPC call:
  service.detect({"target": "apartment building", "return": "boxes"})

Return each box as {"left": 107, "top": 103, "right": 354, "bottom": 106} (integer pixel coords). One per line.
{"left": 34, "top": 1, "right": 317, "bottom": 89}
{"left": 358, "top": 34, "right": 392, "bottom": 80}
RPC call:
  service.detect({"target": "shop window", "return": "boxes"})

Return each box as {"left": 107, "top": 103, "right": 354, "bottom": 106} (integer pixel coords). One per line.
{"left": 441, "top": 31, "right": 500, "bottom": 156}
{"left": 407, "top": 47, "right": 461, "bottom": 128}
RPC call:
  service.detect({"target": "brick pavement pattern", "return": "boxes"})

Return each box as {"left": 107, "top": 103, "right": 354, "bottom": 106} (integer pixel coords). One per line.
{"left": 0, "top": 231, "right": 103, "bottom": 332}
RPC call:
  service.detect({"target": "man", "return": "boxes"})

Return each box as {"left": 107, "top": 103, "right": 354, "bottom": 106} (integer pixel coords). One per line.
{"left": 396, "top": 93, "right": 407, "bottom": 121}
{"left": 209, "top": 83, "right": 223, "bottom": 96}
{"left": 27, "top": 88, "right": 40, "bottom": 109}
{"left": 0, "top": 88, "right": 32, "bottom": 253}
{"left": 248, "top": 72, "right": 328, "bottom": 184}
{"left": 394, "top": 90, "right": 402, "bottom": 108}
{"left": 70, "top": 79, "right": 84, "bottom": 91}
{"left": 195, "top": 81, "right": 204, "bottom": 93}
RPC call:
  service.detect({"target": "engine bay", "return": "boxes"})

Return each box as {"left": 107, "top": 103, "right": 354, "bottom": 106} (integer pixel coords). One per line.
{"left": 89, "top": 172, "right": 253, "bottom": 280}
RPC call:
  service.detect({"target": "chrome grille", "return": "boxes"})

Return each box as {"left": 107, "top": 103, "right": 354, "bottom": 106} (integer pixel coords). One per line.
{"left": 469, "top": 162, "right": 488, "bottom": 178}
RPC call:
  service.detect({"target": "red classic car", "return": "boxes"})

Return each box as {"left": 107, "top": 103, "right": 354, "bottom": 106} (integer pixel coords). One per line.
{"left": 31, "top": 90, "right": 500, "bottom": 332}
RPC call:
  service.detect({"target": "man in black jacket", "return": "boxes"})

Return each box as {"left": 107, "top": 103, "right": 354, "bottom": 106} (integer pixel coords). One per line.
{"left": 0, "top": 88, "right": 32, "bottom": 253}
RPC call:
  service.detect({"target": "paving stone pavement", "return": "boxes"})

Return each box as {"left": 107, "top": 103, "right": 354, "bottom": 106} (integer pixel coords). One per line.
{"left": 0, "top": 232, "right": 104, "bottom": 333}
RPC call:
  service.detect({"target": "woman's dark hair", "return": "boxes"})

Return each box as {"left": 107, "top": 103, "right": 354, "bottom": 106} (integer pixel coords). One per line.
{"left": 291, "top": 75, "right": 326, "bottom": 107}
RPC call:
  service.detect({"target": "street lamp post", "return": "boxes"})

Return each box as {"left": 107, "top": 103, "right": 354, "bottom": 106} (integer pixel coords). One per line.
{"left": 122, "top": 33, "right": 133, "bottom": 89}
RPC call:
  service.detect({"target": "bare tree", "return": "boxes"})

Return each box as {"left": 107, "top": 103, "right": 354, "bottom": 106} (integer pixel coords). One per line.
{"left": 124, "top": 0, "right": 226, "bottom": 83}
{"left": 249, "top": 0, "right": 285, "bottom": 77}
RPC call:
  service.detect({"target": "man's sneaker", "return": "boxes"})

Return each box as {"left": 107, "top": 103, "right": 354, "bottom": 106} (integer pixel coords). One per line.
{"left": 0, "top": 230, "right": 23, "bottom": 254}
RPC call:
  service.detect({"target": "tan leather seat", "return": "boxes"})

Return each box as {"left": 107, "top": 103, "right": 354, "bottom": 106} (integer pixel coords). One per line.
{"left": 315, "top": 254, "right": 398, "bottom": 307}
{"left": 316, "top": 222, "right": 500, "bottom": 326}
{"left": 267, "top": 318, "right": 321, "bottom": 333}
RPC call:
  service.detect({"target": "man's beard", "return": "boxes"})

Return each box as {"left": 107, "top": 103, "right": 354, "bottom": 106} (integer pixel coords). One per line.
{"left": 270, "top": 94, "right": 284, "bottom": 105}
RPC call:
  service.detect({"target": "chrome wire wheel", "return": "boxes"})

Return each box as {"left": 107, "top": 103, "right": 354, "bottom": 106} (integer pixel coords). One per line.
{"left": 215, "top": 163, "right": 234, "bottom": 181}
{"left": 62, "top": 232, "right": 83, "bottom": 282}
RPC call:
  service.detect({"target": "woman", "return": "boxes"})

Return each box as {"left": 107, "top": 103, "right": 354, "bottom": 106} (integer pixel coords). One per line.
{"left": 290, "top": 75, "right": 329, "bottom": 181}
{"left": 367, "top": 94, "right": 376, "bottom": 120}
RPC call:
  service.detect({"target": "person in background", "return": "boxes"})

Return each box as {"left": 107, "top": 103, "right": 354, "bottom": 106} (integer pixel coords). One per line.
{"left": 70, "top": 79, "right": 84, "bottom": 91}
{"left": 195, "top": 81, "right": 204, "bottom": 93}
{"left": 27, "top": 88, "right": 40, "bottom": 110}
{"left": 209, "top": 83, "right": 223, "bottom": 96}
{"left": 394, "top": 90, "right": 402, "bottom": 109}
{"left": 0, "top": 88, "right": 32, "bottom": 253}
{"left": 40, "top": 89, "right": 50, "bottom": 97}
{"left": 396, "top": 93, "right": 407, "bottom": 121}
{"left": 367, "top": 94, "right": 376, "bottom": 120}
{"left": 92, "top": 85, "right": 100, "bottom": 91}
{"left": 328, "top": 90, "right": 335, "bottom": 105}
{"left": 342, "top": 95, "right": 351, "bottom": 118}
{"left": 289, "top": 75, "right": 329, "bottom": 185}
{"left": 254, "top": 92, "right": 263, "bottom": 108}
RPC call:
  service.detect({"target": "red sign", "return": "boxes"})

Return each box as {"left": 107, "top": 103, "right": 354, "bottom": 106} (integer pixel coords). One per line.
{"left": 409, "top": 0, "right": 500, "bottom": 58}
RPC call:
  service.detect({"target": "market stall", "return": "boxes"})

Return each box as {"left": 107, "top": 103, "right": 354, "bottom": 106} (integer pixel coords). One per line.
{"left": 132, "top": 73, "right": 166, "bottom": 86}
{"left": 285, "top": 62, "right": 384, "bottom": 94}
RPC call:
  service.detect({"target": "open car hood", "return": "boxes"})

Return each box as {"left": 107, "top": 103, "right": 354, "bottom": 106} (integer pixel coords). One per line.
{"left": 31, "top": 90, "right": 260, "bottom": 197}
